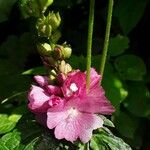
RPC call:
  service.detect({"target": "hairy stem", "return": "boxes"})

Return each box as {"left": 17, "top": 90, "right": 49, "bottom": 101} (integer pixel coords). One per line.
{"left": 99, "top": 0, "right": 114, "bottom": 78}
{"left": 86, "top": 0, "right": 95, "bottom": 91}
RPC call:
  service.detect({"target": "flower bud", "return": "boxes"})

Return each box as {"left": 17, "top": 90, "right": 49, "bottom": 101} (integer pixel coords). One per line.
{"left": 48, "top": 69, "right": 57, "bottom": 84}
{"left": 37, "top": 43, "right": 52, "bottom": 56}
{"left": 36, "top": 12, "right": 61, "bottom": 38}
{"left": 61, "top": 46, "right": 72, "bottom": 59}
{"left": 53, "top": 44, "right": 72, "bottom": 60}
{"left": 47, "top": 12, "right": 61, "bottom": 30}
{"left": 36, "top": 17, "right": 52, "bottom": 38}
{"left": 42, "top": 56, "right": 56, "bottom": 68}
{"left": 53, "top": 45, "right": 63, "bottom": 60}
{"left": 59, "top": 60, "right": 72, "bottom": 74}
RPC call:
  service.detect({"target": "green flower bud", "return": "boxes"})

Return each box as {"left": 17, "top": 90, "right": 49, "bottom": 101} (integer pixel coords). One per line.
{"left": 37, "top": 43, "right": 52, "bottom": 56}
{"left": 47, "top": 12, "right": 61, "bottom": 30}
{"left": 36, "top": 16, "right": 52, "bottom": 38}
{"left": 52, "top": 44, "right": 72, "bottom": 60}
{"left": 61, "top": 46, "right": 72, "bottom": 59}
{"left": 48, "top": 69, "right": 57, "bottom": 84}
{"left": 59, "top": 60, "right": 72, "bottom": 74}
{"left": 36, "top": 12, "right": 61, "bottom": 38}
{"left": 53, "top": 45, "right": 63, "bottom": 60}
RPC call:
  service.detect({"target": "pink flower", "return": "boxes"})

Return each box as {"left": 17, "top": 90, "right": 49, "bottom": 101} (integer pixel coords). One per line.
{"left": 47, "top": 99, "right": 103, "bottom": 143}
{"left": 28, "top": 85, "right": 63, "bottom": 112}
{"left": 47, "top": 68, "right": 115, "bottom": 143}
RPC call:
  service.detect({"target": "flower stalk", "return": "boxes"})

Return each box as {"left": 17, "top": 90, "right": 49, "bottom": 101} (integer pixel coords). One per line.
{"left": 86, "top": 0, "right": 95, "bottom": 91}
{"left": 99, "top": 0, "right": 114, "bottom": 78}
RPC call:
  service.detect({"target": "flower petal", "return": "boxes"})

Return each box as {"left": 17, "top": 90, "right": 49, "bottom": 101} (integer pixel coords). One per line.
{"left": 53, "top": 109, "right": 103, "bottom": 143}
{"left": 89, "top": 68, "right": 101, "bottom": 88}
{"left": 47, "top": 99, "right": 67, "bottom": 129}
{"left": 76, "top": 83, "right": 115, "bottom": 114}
{"left": 28, "top": 85, "right": 50, "bottom": 112}
{"left": 34, "top": 75, "right": 48, "bottom": 87}
{"left": 46, "top": 85, "right": 62, "bottom": 96}
{"left": 54, "top": 118, "right": 79, "bottom": 142}
{"left": 47, "top": 111, "right": 68, "bottom": 129}
{"left": 78, "top": 114, "right": 103, "bottom": 143}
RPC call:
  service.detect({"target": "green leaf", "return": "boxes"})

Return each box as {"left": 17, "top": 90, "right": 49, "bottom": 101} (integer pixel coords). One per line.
{"left": 0, "top": 33, "right": 35, "bottom": 69}
{"left": 90, "top": 136, "right": 108, "bottom": 150}
{"left": 16, "top": 113, "right": 42, "bottom": 144}
{"left": 115, "top": 55, "right": 146, "bottom": 81}
{"left": 22, "top": 66, "right": 47, "bottom": 75}
{"left": 24, "top": 137, "right": 39, "bottom": 150}
{"left": 99, "top": 115, "right": 115, "bottom": 127}
{"left": 0, "top": 0, "right": 17, "bottom": 23}
{"left": 0, "top": 114, "right": 16, "bottom": 134}
{"left": 109, "top": 35, "right": 129, "bottom": 56}
{"left": 68, "top": 55, "right": 86, "bottom": 71}
{"left": 0, "top": 34, "right": 34, "bottom": 99}
{"left": 102, "top": 63, "right": 128, "bottom": 109}
{"left": 8, "top": 114, "right": 22, "bottom": 123}
{"left": 114, "top": 111, "right": 139, "bottom": 139}
{"left": 124, "top": 83, "right": 150, "bottom": 118}
{"left": 68, "top": 55, "right": 101, "bottom": 71}
{"left": 114, "top": 0, "right": 148, "bottom": 34}
{"left": 0, "top": 130, "right": 21, "bottom": 150}
{"left": 93, "top": 132, "right": 132, "bottom": 150}
{"left": 0, "top": 74, "right": 30, "bottom": 100}
{"left": 101, "top": 134, "right": 132, "bottom": 150}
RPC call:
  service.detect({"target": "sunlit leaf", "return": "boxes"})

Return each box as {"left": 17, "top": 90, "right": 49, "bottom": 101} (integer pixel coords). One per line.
{"left": 90, "top": 136, "right": 109, "bottom": 150}
{"left": 93, "top": 133, "right": 132, "bottom": 150}
{"left": 0, "top": 114, "right": 16, "bottom": 134}
{"left": 0, "top": 130, "right": 21, "bottom": 150}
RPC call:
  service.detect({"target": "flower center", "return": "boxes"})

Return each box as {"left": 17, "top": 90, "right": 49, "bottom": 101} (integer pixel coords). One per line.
{"left": 68, "top": 107, "right": 78, "bottom": 117}
{"left": 66, "top": 83, "right": 78, "bottom": 97}
{"left": 70, "top": 83, "right": 78, "bottom": 92}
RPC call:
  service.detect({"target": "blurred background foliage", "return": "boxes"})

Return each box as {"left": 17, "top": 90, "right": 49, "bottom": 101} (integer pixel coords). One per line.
{"left": 0, "top": 0, "right": 150, "bottom": 149}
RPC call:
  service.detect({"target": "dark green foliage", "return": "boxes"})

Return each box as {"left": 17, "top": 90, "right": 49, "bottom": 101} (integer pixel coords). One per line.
{"left": 0, "top": 0, "right": 149, "bottom": 149}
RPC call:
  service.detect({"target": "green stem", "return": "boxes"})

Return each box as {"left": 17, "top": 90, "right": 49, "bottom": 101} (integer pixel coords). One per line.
{"left": 99, "top": 0, "right": 114, "bottom": 77}
{"left": 86, "top": 0, "right": 95, "bottom": 91}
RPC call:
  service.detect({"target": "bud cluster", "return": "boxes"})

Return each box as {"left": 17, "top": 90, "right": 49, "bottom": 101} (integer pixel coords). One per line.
{"left": 36, "top": 12, "right": 61, "bottom": 41}
{"left": 20, "top": 0, "right": 53, "bottom": 18}
{"left": 21, "top": 0, "right": 73, "bottom": 81}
